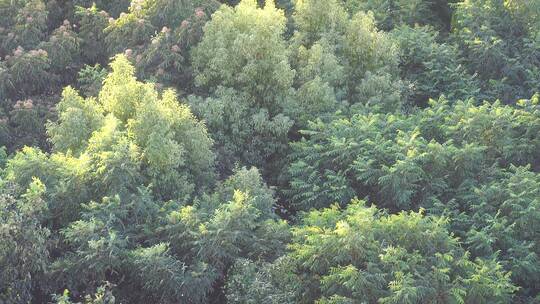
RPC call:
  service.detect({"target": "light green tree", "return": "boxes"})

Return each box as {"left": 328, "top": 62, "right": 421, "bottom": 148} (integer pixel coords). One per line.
{"left": 227, "top": 200, "right": 517, "bottom": 303}
{"left": 190, "top": 0, "right": 295, "bottom": 178}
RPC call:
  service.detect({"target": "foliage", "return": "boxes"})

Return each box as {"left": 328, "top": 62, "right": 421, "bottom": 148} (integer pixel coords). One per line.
{"left": 452, "top": 0, "right": 540, "bottom": 103}
{"left": 286, "top": 95, "right": 540, "bottom": 210}
{"left": 76, "top": 64, "right": 107, "bottom": 97}
{"left": 2, "top": 47, "right": 54, "bottom": 97}
{"left": 190, "top": 0, "right": 295, "bottom": 177}
{"left": 229, "top": 200, "right": 516, "bottom": 303}
{"left": 53, "top": 283, "right": 116, "bottom": 304}
{"left": 75, "top": 4, "right": 110, "bottom": 64}
{"left": 225, "top": 258, "right": 296, "bottom": 303}
{"left": 290, "top": 0, "right": 404, "bottom": 115}
{"left": 391, "top": 25, "right": 479, "bottom": 107}
{"left": 46, "top": 86, "right": 104, "bottom": 155}
{"left": 133, "top": 6, "right": 211, "bottom": 92}
{"left": 39, "top": 21, "right": 81, "bottom": 82}
{"left": 0, "top": 178, "right": 49, "bottom": 303}
{"left": 104, "top": 10, "right": 155, "bottom": 55}
{"left": 72, "top": 0, "right": 130, "bottom": 18}
{"left": 188, "top": 87, "right": 293, "bottom": 178}
{"left": 52, "top": 167, "right": 288, "bottom": 303}
{"left": 104, "top": 0, "right": 218, "bottom": 55}
{"left": 286, "top": 94, "right": 540, "bottom": 300}
{"left": 0, "top": 0, "right": 48, "bottom": 53}
{"left": 0, "top": 95, "right": 55, "bottom": 153}
{"left": 192, "top": 0, "right": 294, "bottom": 104}
{"left": 341, "top": 0, "right": 454, "bottom": 31}
{"left": 45, "top": 54, "right": 215, "bottom": 202}
{"left": 0, "top": 0, "right": 540, "bottom": 302}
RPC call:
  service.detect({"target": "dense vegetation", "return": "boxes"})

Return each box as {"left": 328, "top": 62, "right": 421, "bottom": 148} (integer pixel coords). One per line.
{"left": 1, "top": 0, "right": 539, "bottom": 303}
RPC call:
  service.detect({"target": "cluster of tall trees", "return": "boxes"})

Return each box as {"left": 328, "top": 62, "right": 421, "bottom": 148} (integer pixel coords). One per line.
{"left": 1, "top": 0, "right": 539, "bottom": 303}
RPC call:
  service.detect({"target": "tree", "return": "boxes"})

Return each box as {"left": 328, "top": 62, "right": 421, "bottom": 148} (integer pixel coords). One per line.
{"left": 0, "top": 178, "right": 50, "bottom": 303}
{"left": 104, "top": 0, "right": 218, "bottom": 58}
{"left": 0, "top": 0, "right": 48, "bottom": 54}
{"left": 452, "top": 0, "right": 540, "bottom": 103}
{"left": 133, "top": 6, "right": 212, "bottom": 92}
{"left": 188, "top": 88, "right": 293, "bottom": 178}
{"left": 290, "top": 0, "right": 404, "bottom": 115}
{"left": 286, "top": 95, "right": 540, "bottom": 211}
{"left": 54, "top": 167, "right": 289, "bottom": 303}
{"left": 0, "top": 0, "right": 539, "bottom": 302}
{"left": 391, "top": 25, "right": 479, "bottom": 107}
{"left": 340, "top": 0, "right": 454, "bottom": 31}
{"left": 285, "top": 94, "right": 540, "bottom": 300}
{"left": 53, "top": 283, "right": 116, "bottom": 304}
{"left": 75, "top": 4, "right": 110, "bottom": 64}
{"left": 192, "top": 0, "right": 294, "bottom": 106}
{"left": 3, "top": 54, "right": 216, "bottom": 235}
{"left": 190, "top": 0, "right": 295, "bottom": 178}
{"left": 45, "top": 54, "right": 215, "bottom": 202}
{"left": 229, "top": 200, "right": 516, "bottom": 303}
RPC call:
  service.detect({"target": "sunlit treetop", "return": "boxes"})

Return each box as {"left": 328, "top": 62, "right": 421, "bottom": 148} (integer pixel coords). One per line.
{"left": 192, "top": 0, "right": 294, "bottom": 108}
{"left": 44, "top": 54, "right": 215, "bottom": 201}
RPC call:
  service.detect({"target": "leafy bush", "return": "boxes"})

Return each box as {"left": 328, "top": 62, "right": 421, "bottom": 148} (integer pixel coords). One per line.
{"left": 285, "top": 95, "right": 540, "bottom": 300}
{"left": 228, "top": 200, "right": 517, "bottom": 303}
{"left": 190, "top": 0, "right": 295, "bottom": 178}
{"left": 291, "top": 1, "right": 403, "bottom": 113}
{"left": 0, "top": 179, "right": 49, "bottom": 303}
{"left": 53, "top": 167, "right": 288, "bottom": 303}
{"left": 452, "top": 0, "right": 540, "bottom": 102}
{"left": 341, "top": 0, "right": 453, "bottom": 31}
{"left": 392, "top": 25, "right": 479, "bottom": 107}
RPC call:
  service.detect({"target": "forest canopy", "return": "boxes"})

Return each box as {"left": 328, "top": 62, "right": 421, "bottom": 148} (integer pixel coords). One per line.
{"left": 0, "top": 0, "right": 539, "bottom": 303}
